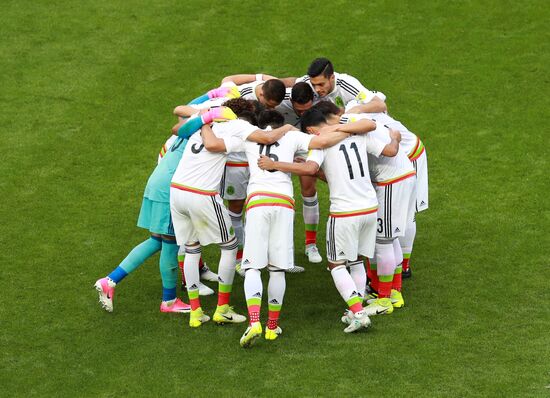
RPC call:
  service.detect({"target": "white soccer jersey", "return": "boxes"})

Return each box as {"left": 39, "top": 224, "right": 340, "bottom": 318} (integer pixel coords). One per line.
{"left": 275, "top": 88, "right": 301, "bottom": 127}
{"left": 171, "top": 119, "right": 257, "bottom": 193}
{"left": 297, "top": 72, "right": 375, "bottom": 107}
{"left": 307, "top": 134, "right": 384, "bottom": 214}
{"left": 234, "top": 129, "right": 313, "bottom": 198}
{"left": 345, "top": 101, "right": 419, "bottom": 157}
{"left": 340, "top": 113, "right": 416, "bottom": 185}
{"left": 237, "top": 81, "right": 262, "bottom": 101}
{"left": 158, "top": 135, "right": 178, "bottom": 164}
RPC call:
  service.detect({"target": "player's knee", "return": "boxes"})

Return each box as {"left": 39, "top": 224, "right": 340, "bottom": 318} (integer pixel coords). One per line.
{"left": 161, "top": 234, "right": 176, "bottom": 242}
{"left": 299, "top": 176, "right": 317, "bottom": 196}
{"left": 228, "top": 199, "right": 245, "bottom": 213}
{"left": 219, "top": 236, "right": 238, "bottom": 251}
{"left": 184, "top": 242, "right": 201, "bottom": 254}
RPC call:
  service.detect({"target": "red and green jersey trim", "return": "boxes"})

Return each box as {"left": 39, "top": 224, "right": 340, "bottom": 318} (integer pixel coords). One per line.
{"left": 408, "top": 138, "right": 425, "bottom": 161}
{"left": 376, "top": 170, "right": 416, "bottom": 186}
{"left": 170, "top": 183, "right": 217, "bottom": 196}
{"left": 245, "top": 191, "right": 295, "bottom": 209}
{"left": 330, "top": 206, "right": 378, "bottom": 218}
{"left": 225, "top": 161, "right": 249, "bottom": 167}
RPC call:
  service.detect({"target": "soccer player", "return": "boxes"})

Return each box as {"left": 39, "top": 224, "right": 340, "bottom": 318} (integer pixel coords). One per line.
{"left": 345, "top": 99, "right": 428, "bottom": 279}
{"left": 258, "top": 108, "right": 397, "bottom": 332}
{"left": 333, "top": 101, "right": 417, "bottom": 314}
{"left": 170, "top": 98, "right": 296, "bottom": 328}
{"left": 94, "top": 100, "right": 236, "bottom": 313}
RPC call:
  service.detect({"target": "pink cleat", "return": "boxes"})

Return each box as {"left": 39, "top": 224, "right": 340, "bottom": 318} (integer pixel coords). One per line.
{"left": 160, "top": 298, "right": 191, "bottom": 313}
{"left": 94, "top": 277, "right": 116, "bottom": 312}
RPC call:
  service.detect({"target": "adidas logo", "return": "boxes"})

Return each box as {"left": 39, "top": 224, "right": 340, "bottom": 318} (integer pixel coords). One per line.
{"left": 243, "top": 259, "right": 250, "bottom": 265}
{"left": 395, "top": 227, "right": 401, "bottom": 233}
{"left": 339, "top": 251, "right": 345, "bottom": 256}
{"left": 420, "top": 201, "right": 426, "bottom": 205}
{"left": 217, "top": 277, "right": 224, "bottom": 283}
{"left": 269, "top": 299, "right": 279, "bottom": 304}
{"left": 351, "top": 291, "right": 358, "bottom": 296}
{"left": 253, "top": 292, "right": 262, "bottom": 298}
{"left": 189, "top": 284, "right": 198, "bottom": 289}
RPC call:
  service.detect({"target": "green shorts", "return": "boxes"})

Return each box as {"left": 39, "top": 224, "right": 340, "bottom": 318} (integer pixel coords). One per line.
{"left": 137, "top": 197, "right": 174, "bottom": 236}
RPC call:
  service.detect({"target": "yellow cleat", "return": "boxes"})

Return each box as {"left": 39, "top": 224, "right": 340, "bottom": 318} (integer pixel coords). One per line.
{"left": 189, "top": 308, "right": 210, "bottom": 328}
{"left": 213, "top": 305, "right": 247, "bottom": 324}
{"left": 390, "top": 289, "right": 405, "bottom": 308}
{"left": 240, "top": 322, "right": 262, "bottom": 348}
{"left": 265, "top": 326, "right": 282, "bottom": 341}
{"left": 364, "top": 297, "right": 394, "bottom": 316}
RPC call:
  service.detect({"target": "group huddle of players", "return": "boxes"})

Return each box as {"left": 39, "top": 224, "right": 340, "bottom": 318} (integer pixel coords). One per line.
{"left": 94, "top": 57, "right": 429, "bottom": 348}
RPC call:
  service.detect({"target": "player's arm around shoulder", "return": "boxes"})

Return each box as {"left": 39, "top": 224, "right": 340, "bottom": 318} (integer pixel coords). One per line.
{"left": 221, "top": 73, "right": 278, "bottom": 85}
{"left": 246, "top": 124, "right": 294, "bottom": 145}
{"left": 257, "top": 155, "right": 320, "bottom": 176}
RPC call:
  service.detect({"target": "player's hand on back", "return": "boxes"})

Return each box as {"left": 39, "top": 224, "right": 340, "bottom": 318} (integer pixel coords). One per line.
{"left": 389, "top": 129, "right": 401, "bottom": 142}
{"left": 258, "top": 154, "right": 276, "bottom": 171}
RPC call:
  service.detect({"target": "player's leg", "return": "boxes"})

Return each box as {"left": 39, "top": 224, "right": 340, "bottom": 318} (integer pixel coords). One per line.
{"left": 391, "top": 238, "right": 405, "bottom": 308}
{"left": 265, "top": 267, "right": 285, "bottom": 340}
{"left": 94, "top": 234, "right": 162, "bottom": 312}
{"left": 183, "top": 242, "right": 209, "bottom": 326}
{"left": 239, "top": 203, "right": 271, "bottom": 347}
{"left": 300, "top": 175, "right": 322, "bottom": 263}
{"left": 348, "top": 257, "right": 367, "bottom": 301}
{"left": 227, "top": 199, "right": 245, "bottom": 266}
{"left": 159, "top": 235, "right": 190, "bottom": 313}
{"left": 364, "top": 238, "right": 396, "bottom": 316}
{"left": 177, "top": 247, "right": 215, "bottom": 296}
{"left": 399, "top": 218, "right": 415, "bottom": 278}
{"left": 326, "top": 216, "right": 371, "bottom": 333}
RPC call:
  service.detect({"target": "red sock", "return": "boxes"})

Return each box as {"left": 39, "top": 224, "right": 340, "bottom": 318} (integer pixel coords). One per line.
{"left": 402, "top": 257, "right": 410, "bottom": 272}
{"left": 178, "top": 259, "right": 185, "bottom": 285}
{"left": 199, "top": 256, "right": 204, "bottom": 269}
{"left": 248, "top": 306, "right": 260, "bottom": 325}
{"left": 267, "top": 310, "right": 280, "bottom": 330}
{"left": 370, "top": 265, "right": 380, "bottom": 292}
{"left": 392, "top": 267, "right": 402, "bottom": 291}
{"left": 305, "top": 230, "right": 317, "bottom": 246}
{"left": 236, "top": 249, "right": 243, "bottom": 262}
{"left": 378, "top": 279, "right": 393, "bottom": 298}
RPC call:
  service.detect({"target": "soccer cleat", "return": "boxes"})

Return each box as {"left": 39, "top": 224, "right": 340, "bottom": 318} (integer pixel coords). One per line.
{"left": 285, "top": 265, "right": 305, "bottom": 273}
{"left": 160, "top": 298, "right": 191, "bottom": 313}
{"left": 365, "top": 291, "right": 379, "bottom": 305}
{"left": 341, "top": 309, "right": 353, "bottom": 325}
{"left": 265, "top": 326, "right": 283, "bottom": 340}
{"left": 305, "top": 244, "right": 322, "bottom": 263}
{"left": 94, "top": 277, "right": 116, "bottom": 312}
{"left": 344, "top": 310, "right": 372, "bottom": 333}
{"left": 402, "top": 267, "right": 412, "bottom": 279}
{"left": 199, "top": 263, "right": 218, "bottom": 282}
{"left": 390, "top": 289, "right": 405, "bottom": 308}
{"left": 212, "top": 305, "right": 247, "bottom": 324}
{"left": 198, "top": 282, "right": 215, "bottom": 296}
{"left": 189, "top": 308, "right": 210, "bottom": 327}
{"left": 363, "top": 298, "right": 394, "bottom": 316}
{"left": 240, "top": 322, "right": 262, "bottom": 348}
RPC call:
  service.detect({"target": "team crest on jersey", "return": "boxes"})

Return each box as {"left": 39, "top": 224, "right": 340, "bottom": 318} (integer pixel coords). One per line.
{"left": 227, "top": 185, "right": 235, "bottom": 195}
{"left": 335, "top": 96, "right": 344, "bottom": 108}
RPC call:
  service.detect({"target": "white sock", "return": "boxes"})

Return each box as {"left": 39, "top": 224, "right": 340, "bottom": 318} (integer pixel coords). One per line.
{"left": 330, "top": 265, "right": 361, "bottom": 311}
{"left": 244, "top": 268, "right": 263, "bottom": 302}
{"left": 348, "top": 260, "right": 366, "bottom": 299}
{"left": 228, "top": 210, "right": 244, "bottom": 247}
{"left": 267, "top": 270, "right": 286, "bottom": 307}
{"left": 398, "top": 217, "right": 416, "bottom": 256}
{"left": 375, "top": 240, "right": 397, "bottom": 276}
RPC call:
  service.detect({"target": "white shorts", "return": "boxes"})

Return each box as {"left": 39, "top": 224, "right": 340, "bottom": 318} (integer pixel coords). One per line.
{"left": 241, "top": 197, "right": 295, "bottom": 270}
{"left": 375, "top": 176, "right": 416, "bottom": 239}
{"left": 170, "top": 188, "right": 234, "bottom": 246}
{"left": 411, "top": 150, "right": 428, "bottom": 212}
{"left": 221, "top": 163, "right": 249, "bottom": 200}
{"left": 326, "top": 212, "right": 377, "bottom": 262}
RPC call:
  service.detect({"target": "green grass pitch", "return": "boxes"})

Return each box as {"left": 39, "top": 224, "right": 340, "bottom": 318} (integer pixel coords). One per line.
{"left": 1, "top": 1, "right": 549, "bottom": 396}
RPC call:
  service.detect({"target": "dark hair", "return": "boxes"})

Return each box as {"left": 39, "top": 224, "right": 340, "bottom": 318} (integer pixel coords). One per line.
{"left": 258, "top": 110, "right": 285, "bottom": 129}
{"left": 250, "top": 100, "right": 265, "bottom": 115}
{"left": 307, "top": 57, "right": 334, "bottom": 78}
{"left": 222, "top": 98, "right": 255, "bottom": 116}
{"left": 291, "top": 82, "right": 314, "bottom": 104}
{"left": 239, "top": 110, "right": 258, "bottom": 126}
{"left": 300, "top": 108, "right": 327, "bottom": 133}
{"left": 313, "top": 100, "right": 341, "bottom": 116}
{"left": 262, "top": 79, "right": 286, "bottom": 104}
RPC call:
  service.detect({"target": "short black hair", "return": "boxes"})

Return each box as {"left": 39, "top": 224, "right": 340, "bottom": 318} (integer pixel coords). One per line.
{"left": 258, "top": 110, "right": 285, "bottom": 129}
{"left": 291, "top": 82, "right": 314, "bottom": 105}
{"left": 239, "top": 110, "right": 258, "bottom": 126}
{"left": 307, "top": 57, "right": 334, "bottom": 78}
{"left": 300, "top": 108, "right": 327, "bottom": 133}
{"left": 262, "top": 79, "right": 286, "bottom": 104}
{"left": 313, "top": 100, "right": 341, "bottom": 116}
